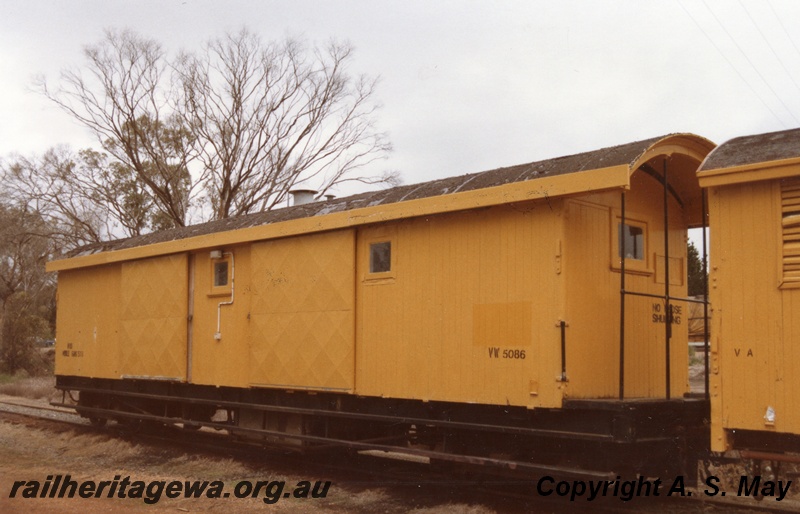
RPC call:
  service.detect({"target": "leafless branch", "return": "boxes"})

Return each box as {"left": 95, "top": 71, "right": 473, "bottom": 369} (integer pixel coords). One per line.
{"left": 33, "top": 27, "right": 396, "bottom": 232}
{"left": 175, "top": 29, "right": 393, "bottom": 218}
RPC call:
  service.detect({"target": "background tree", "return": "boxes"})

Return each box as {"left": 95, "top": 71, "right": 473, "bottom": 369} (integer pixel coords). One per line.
{"left": 3, "top": 147, "right": 157, "bottom": 247}
{"left": 35, "top": 27, "right": 395, "bottom": 228}
{"left": 687, "top": 240, "right": 707, "bottom": 297}
{"left": 0, "top": 203, "right": 56, "bottom": 374}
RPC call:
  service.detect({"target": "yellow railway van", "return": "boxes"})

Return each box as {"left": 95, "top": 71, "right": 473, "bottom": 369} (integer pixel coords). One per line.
{"left": 699, "top": 129, "right": 800, "bottom": 461}
{"left": 51, "top": 128, "right": 798, "bottom": 480}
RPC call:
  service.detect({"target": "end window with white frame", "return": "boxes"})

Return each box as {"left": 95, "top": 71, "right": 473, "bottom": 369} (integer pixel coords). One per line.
{"left": 209, "top": 254, "right": 232, "bottom": 295}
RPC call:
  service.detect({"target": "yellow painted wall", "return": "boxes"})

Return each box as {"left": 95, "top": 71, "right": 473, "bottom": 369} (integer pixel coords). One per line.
{"left": 355, "top": 202, "right": 564, "bottom": 408}
{"left": 707, "top": 179, "right": 800, "bottom": 451}
{"left": 563, "top": 169, "right": 689, "bottom": 399}
{"left": 248, "top": 230, "right": 355, "bottom": 391}
{"left": 54, "top": 264, "right": 121, "bottom": 378}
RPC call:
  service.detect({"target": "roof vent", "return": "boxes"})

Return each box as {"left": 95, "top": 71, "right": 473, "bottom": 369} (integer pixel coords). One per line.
{"left": 290, "top": 189, "right": 317, "bottom": 206}
{"left": 325, "top": 194, "right": 336, "bottom": 202}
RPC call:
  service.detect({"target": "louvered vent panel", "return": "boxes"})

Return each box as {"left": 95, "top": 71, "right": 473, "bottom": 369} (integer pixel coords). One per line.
{"left": 783, "top": 178, "right": 800, "bottom": 284}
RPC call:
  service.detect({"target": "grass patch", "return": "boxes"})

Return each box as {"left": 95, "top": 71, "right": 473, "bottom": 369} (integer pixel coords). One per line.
{"left": 0, "top": 375, "right": 56, "bottom": 400}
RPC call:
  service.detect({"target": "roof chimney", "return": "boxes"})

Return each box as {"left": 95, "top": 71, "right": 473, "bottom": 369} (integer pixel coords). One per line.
{"left": 290, "top": 189, "right": 317, "bottom": 206}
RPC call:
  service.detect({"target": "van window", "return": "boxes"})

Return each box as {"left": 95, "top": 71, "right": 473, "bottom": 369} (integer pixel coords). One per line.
{"left": 619, "top": 223, "right": 644, "bottom": 261}
{"left": 213, "top": 261, "right": 229, "bottom": 287}
{"left": 369, "top": 242, "right": 392, "bottom": 273}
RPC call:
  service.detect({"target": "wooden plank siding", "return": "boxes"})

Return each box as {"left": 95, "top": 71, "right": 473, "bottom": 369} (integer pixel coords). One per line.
{"left": 355, "top": 202, "right": 563, "bottom": 408}
{"left": 699, "top": 127, "right": 800, "bottom": 452}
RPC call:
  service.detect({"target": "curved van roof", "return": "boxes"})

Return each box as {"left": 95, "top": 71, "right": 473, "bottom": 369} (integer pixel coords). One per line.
{"left": 698, "top": 127, "right": 800, "bottom": 187}
{"left": 48, "top": 133, "right": 714, "bottom": 272}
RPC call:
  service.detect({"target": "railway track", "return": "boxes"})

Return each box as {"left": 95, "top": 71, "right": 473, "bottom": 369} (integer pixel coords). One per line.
{"left": 0, "top": 396, "right": 88, "bottom": 426}
{"left": 0, "top": 397, "right": 796, "bottom": 513}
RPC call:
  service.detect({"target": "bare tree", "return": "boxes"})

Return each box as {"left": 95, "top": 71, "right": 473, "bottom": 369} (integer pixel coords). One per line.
{"left": 36, "top": 27, "right": 395, "bottom": 228}
{"left": 175, "top": 29, "right": 395, "bottom": 218}
{"left": 36, "top": 29, "right": 196, "bottom": 228}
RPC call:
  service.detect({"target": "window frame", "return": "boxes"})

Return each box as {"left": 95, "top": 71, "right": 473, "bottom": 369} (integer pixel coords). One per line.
{"left": 619, "top": 222, "right": 645, "bottom": 261}
{"left": 369, "top": 241, "right": 392, "bottom": 274}
{"left": 209, "top": 255, "right": 232, "bottom": 296}
{"left": 610, "top": 211, "right": 652, "bottom": 275}
{"left": 364, "top": 236, "right": 396, "bottom": 282}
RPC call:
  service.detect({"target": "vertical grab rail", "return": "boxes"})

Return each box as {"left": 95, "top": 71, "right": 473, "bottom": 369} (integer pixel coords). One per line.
{"left": 663, "top": 159, "right": 672, "bottom": 400}
{"left": 702, "top": 190, "right": 710, "bottom": 398}
{"left": 619, "top": 192, "right": 626, "bottom": 400}
{"left": 560, "top": 320, "right": 568, "bottom": 382}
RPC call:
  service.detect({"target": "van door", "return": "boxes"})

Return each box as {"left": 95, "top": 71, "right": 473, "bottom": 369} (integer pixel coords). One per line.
{"left": 119, "top": 254, "right": 188, "bottom": 381}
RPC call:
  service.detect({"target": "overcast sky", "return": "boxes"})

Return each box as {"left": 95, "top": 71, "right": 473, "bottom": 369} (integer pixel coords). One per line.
{"left": 1, "top": 0, "right": 799, "bottom": 191}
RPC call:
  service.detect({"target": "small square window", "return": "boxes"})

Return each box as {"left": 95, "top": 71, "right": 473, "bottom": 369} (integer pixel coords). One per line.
{"left": 213, "top": 261, "right": 229, "bottom": 287}
{"left": 619, "top": 223, "right": 644, "bottom": 260}
{"left": 369, "top": 242, "right": 391, "bottom": 273}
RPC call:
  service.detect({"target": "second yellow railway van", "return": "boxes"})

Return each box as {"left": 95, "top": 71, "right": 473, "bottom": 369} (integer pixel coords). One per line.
{"left": 699, "top": 128, "right": 800, "bottom": 456}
